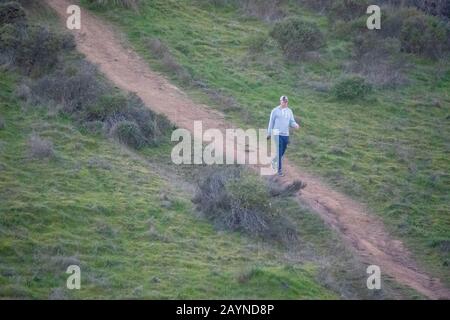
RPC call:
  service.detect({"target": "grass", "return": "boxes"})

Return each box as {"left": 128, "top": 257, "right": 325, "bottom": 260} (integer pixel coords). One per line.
{"left": 0, "top": 0, "right": 434, "bottom": 299}
{"left": 80, "top": 0, "right": 450, "bottom": 285}
{"left": 0, "top": 69, "right": 342, "bottom": 299}
{"left": 0, "top": 66, "right": 424, "bottom": 299}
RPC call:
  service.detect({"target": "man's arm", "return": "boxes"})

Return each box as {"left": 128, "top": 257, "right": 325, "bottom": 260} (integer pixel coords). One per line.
{"left": 267, "top": 109, "right": 276, "bottom": 136}
{"left": 289, "top": 110, "right": 300, "bottom": 129}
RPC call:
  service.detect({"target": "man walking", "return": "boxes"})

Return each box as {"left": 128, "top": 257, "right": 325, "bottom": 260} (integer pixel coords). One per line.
{"left": 267, "top": 96, "right": 300, "bottom": 176}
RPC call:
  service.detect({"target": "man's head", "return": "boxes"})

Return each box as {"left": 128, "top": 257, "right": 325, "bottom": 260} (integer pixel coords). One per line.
{"left": 280, "top": 95, "right": 288, "bottom": 107}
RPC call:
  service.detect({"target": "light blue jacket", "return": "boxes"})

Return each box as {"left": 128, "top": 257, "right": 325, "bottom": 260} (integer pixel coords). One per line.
{"left": 267, "top": 106, "right": 298, "bottom": 136}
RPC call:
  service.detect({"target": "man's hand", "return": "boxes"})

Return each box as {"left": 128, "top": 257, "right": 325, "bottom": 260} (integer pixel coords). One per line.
{"left": 294, "top": 116, "right": 301, "bottom": 129}
{"left": 267, "top": 134, "right": 271, "bottom": 140}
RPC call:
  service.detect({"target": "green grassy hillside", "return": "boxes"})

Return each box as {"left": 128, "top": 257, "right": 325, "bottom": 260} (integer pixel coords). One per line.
{"left": 0, "top": 0, "right": 441, "bottom": 299}
{"left": 0, "top": 70, "right": 341, "bottom": 299}
{"left": 2, "top": 65, "right": 421, "bottom": 299}
{"left": 81, "top": 0, "right": 450, "bottom": 284}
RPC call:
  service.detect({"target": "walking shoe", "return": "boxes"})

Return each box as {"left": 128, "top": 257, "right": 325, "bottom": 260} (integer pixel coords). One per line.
{"left": 277, "top": 171, "right": 285, "bottom": 177}
{"left": 271, "top": 158, "right": 278, "bottom": 171}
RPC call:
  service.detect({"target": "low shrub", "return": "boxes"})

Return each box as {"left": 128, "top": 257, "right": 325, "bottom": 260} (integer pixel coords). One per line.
{"left": 330, "top": 16, "right": 367, "bottom": 40}
{"left": 30, "top": 63, "right": 171, "bottom": 148}
{"left": 240, "top": 0, "right": 286, "bottom": 21}
{"left": 111, "top": 120, "right": 146, "bottom": 149}
{"left": 0, "top": 1, "right": 26, "bottom": 26}
{"left": 123, "top": 93, "right": 172, "bottom": 146}
{"left": 14, "top": 82, "right": 31, "bottom": 101}
{"left": 352, "top": 33, "right": 401, "bottom": 60}
{"left": 327, "top": 0, "right": 369, "bottom": 21}
{"left": 27, "top": 134, "right": 54, "bottom": 159}
{"left": 85, "top": 0, "right": 140, "bottom": 9}
{"left": 380, "top": 7, "right": 450, "bottom": 59}
{"left": 202, "top": 0, "right": 285, "bottom": 20}
{"left": 12, "top": 8, "right": 172, "bottom": 151}
{"left": 30, "top": 60, "right": 105, "bottom": 113}
{"left": 81, "top": 120, "right": 105, "bottom": 135}
{"left": 0, "top": 23, "right": 74, "bottom": 76}
{"left": 192, "top": 167, "right": 303, "bottom": 244}
{"left": 270, "top": 17, "right": 325, "bottom": 60}
{"left": 381, "top": 7, "right": 422, "bottom": 38}
{"left": 298, "top": 0, "right": 333, "bottom": 13}
{"left": 146, "top": 38, "right": 169, "bottom": 59}
{"left": 225, "top": 173, "right": 273, "bottom": 233}
{"left": 161, "top": 52, "right": 184, "bottom": 75}
{"left": 410, "top": 0, "right": 450, "bottom": 18}
{"left": 85, "top": 93, "right": 126, "bottom": 121}
{"left": 350, "top": 34, "right": 406, "bottom": 87}
{"left": 146, "top": 37, "right": 192, "bottom": 83}
{"left": 400, "top": 13, "right": 450, "bottom": 59}
{"left": 333, "top": 75, "right": 372, "bottom": 100}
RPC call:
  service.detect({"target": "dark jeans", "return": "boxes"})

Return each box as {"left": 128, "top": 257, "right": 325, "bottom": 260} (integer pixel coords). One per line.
{"left": 276, "top": 135, "right": 289, "bottom": 173}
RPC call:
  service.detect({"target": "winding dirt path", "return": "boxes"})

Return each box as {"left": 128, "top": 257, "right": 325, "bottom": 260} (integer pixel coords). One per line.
{"left": 46, "top": 0, "right": 449, "bottom": 299}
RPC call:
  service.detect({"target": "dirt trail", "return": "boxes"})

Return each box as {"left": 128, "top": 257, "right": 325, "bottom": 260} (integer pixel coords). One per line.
{"left": 46, "top": 0, "right": 449, "bottom": 299}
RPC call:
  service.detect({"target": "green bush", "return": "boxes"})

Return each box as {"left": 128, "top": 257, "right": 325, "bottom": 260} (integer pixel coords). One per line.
{"left": 86, "top": 0, "right": 140, "bottom": 9}
{"left": 30, "top": 62, "right": 172, "bottom": 147}
{"left": 0, "top": 23, "right": 72, "bottom": 76}
{"left": 350, "top": 34, "right": 405, "bottom": 87}
{"left": 202, "top": 0, "right": 284, "bottom": 20}
{"left": 333, "top": 20, "right": 353, "bottom": 39}
{"left": 86, "top": 93, "right": 127, "bottom": 121}
{"left": 400, "top": 14, "right": 450, "bottom": 59}
{"left": 333, "top": 15, "right": 368, "bottom": 39}
{"left": 270, "top": 17, "right": 324, "bottom": 60}
{"left": 381, "top": 7, "right": 422, "bottom": 39}
{"left": 300, "top": 0, "right": 369, "bottom": 19}
{"left": 380, "top": 7, "right": 450, "bottom": 59}
{"left": 30, "top": 61, "right": 105, "bottom": 113}
{"left": 240, "top": 0, "right": 285, "bottom": 21}
{"left": 27, "top": 134, "right": 55, "bottom": 160}
{"left": 124, "top": 93, "right": 172, "bottom": 146}
{"left": 298, "top": 0, "right": 333, "bottom": 13}
{"left": 412, "top": 0, "right": 450, "bottom": 18}
{"left": 328, "top": 0, "right": 369, "bottom": 21}
{"left": 226, "top": 173, "right": 272, "bottom": 231}
{"left": 333, "top": 75, "right": 372, "bottom": 100}
{"left": 146, "top": 38, "right": 169, "bottom": 59}
{"left": 82, "top": 120, "right": 105, "bottom": 135}
{"left": 192, "top": 167, "right": 302, "bottom": 244}
{"left": 352, "top": 33, "right": 401, "bottom": 61}
{"left": 111, "top": 120, "right": 146, "bottom": 149}
{"left": 6, "top": 6, "right": 171, "bottom": 150}
{"left": 0, "top": 1, "right": 25, "bottom": 26}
